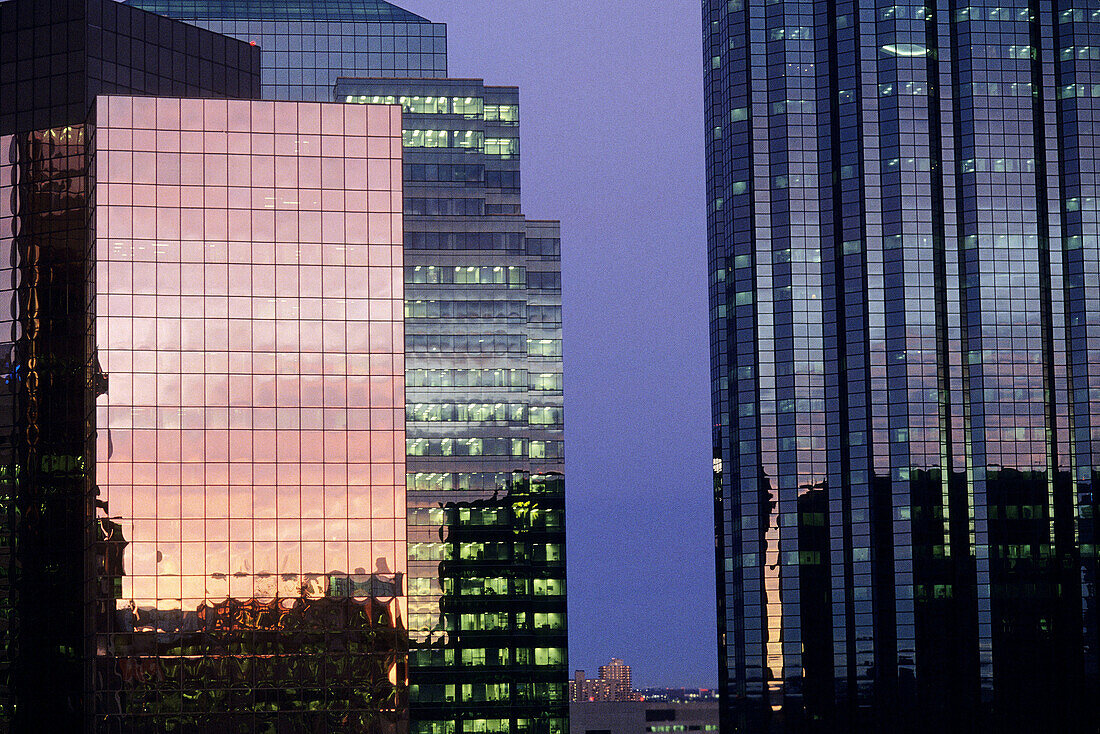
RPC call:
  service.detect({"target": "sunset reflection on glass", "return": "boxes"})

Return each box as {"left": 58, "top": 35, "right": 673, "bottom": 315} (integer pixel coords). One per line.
{"left": 90, "top": 96, "right": 408, "bottom": 730}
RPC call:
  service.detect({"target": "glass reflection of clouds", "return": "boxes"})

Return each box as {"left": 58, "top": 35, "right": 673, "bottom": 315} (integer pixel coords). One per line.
{"left": 91, "top": 96, "right": 408, "bottom": 729}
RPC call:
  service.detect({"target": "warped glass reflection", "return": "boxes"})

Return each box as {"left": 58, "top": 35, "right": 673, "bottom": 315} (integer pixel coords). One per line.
{"left": 89, "top": 96, "right": 408, "bottom": 730}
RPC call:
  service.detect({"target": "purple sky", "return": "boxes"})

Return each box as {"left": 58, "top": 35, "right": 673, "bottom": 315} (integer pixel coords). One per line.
{"left": 397, "top": 1, "right": 716, "bottom": 688}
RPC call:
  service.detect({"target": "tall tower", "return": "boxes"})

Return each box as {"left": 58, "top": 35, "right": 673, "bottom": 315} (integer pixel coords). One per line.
{"left": 703, "top": 0, "right": 1100, "bottom": 731}
{"left": 0, "top": 1, "right": 261, "bottom": 728}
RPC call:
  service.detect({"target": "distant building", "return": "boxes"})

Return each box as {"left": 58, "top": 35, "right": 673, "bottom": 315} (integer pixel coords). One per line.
{"left": 571, "top": 659, "right": 638, "bottom": 702}
{"left": 569, "top": 701, "right": 719, "bottom": 734}
{"left": 635, "top": 689, "right": 719, "bottom": 703}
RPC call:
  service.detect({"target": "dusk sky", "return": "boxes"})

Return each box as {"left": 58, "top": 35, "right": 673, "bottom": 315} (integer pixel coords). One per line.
{"left": 397, "top": 1, "right": 716, "bottom": 688}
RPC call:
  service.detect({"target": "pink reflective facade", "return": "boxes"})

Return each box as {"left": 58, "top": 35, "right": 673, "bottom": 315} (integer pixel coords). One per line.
{"left": 89, "top": 97, "right": 407, "bottom": 730}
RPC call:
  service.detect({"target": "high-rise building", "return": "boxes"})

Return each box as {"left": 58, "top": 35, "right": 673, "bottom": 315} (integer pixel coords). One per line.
{"left": 336, "top": 76, "right": 567, "bottom": 734}
{"left": 85, "top": 95, "right": 408, "bottom": 731}
{"left": 1, "top": 0, "right": 567, "bottom": 730}
{"left": 598, "top": 658, "right": 634, "bottom": 699}
{"left": 124, "top": 0, "right": 448, "bottom": 99}
{"left": 704, "top": 0, "right": 1100, "bottom": 731}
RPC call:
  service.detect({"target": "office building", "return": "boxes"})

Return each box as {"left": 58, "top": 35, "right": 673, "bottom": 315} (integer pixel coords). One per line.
{"left": 0, "top": 0, "right": 261, "bottom": 728}
{"left": 124, "top": 0, "right": 448, "bottom": 99}
{"left": 85, "top": 95, "right": 407, "bottom": 731}
{"left": 338, "top": 76, "right": 567, "bottom": 734}
{"left": 2, "top": 37, "right": 409, "bottom": 732}
{"left": 704, "top": 0, "right": 1100, "bottom": 732}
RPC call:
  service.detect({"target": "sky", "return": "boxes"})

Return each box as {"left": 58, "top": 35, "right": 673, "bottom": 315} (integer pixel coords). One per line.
{"left": 396, "top": 1, "right": 716, "bottom": 688}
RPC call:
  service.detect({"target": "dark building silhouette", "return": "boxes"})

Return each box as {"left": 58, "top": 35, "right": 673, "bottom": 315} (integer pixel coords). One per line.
{"left": 703, "top": 0, "right": 1100, "bottom": 731}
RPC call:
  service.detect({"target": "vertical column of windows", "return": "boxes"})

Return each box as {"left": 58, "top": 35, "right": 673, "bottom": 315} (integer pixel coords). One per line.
{"left": 821, "top": 0, "right": 876, "bottom": 719}
{"left": 1055, "top": 0, "right": 1100, "bottom": 692}
{"left": 745, "top": 0, "right": 779, "bottom": 714}
{"left": 706, "top": 1, "right": 756, "bottom": 727}
{"left": 857, "top": 1, "right": 891, "bottom": 717}
{"left": 875, "top": 0, "right": 940, "bottom": 703}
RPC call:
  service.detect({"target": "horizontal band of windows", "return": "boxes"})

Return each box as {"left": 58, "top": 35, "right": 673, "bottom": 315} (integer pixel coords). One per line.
{"left": 406, "top": 333, "right": 526, "bottom": 354}
{"left": 404, "top": 166, "right": 521, "bottom": 194}
{"left": 406, "top": 197, "right": 484, "bottom": 216}
{"left": 408, "top": 506, "right": 563, "bottom": 529}
{"left": 408, "top": 402, "right": 525, "bottom": 422}
{"left": 407, "top": 437, "right": 563, "bottom": 459}
{"left": 406, "top": 264, "right": 525, "bottom": 287}
{"left": 408, "top": 541, "right": 563, "bottom": 566}
{"left": 405, "top": 300, "right": 526, "bottom": 320}
{"left": 395, "top": 130, "right": 519, "bottom": 158}
{"left": 406, "top": 230, "right": 523, "bottom": 251}
{"left": 403, "top": 129, "right": 483, "bottom": 150}
{"left": 528, "top": 339, "right": 563, "bottom": 357}
{"left": 406, "top": 368, "right": 527, "bottom": 388}
{"left": 527, "top": 272, "right": 562, "bottom": 291}
{"left": 406, "top": 162, "right": 483, "bottom": 183}
{"left": 342, "top": 96, "right": 518, "bottom": 123}
{"left": 411, "top": 681, "right": 562, "bottom": 704}
{"left": 486, "top": 202, "right": 521, "bottom": 215}
{"left": 406, "top": 403, "right": 563, "bottom": 426}
{"left": 528, "top": 305, "right": 563, "bottom": 324}
{"left": 406, "top": 471, "right": 563, "bottom": 493}
{"left": 526, "top": 238, "right": 560, "bottom": 257}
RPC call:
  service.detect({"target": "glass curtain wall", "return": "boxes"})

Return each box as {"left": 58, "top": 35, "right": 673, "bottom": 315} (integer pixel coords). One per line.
{"left": 86, "top": 96, "right": 408, "bottom": 732}
{"left": 123, "top": 0, "right": 448, "bottom": 100}
{"left": 704, "top": 0, "right": 1100, "bottom": 731}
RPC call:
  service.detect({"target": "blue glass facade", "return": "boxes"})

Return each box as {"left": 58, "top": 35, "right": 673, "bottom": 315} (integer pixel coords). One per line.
{"left": 703, "top": 0, "right": 1100, "bottom": 731}
{"left": 124, "top": 0, "right": 447, "bottom": 100}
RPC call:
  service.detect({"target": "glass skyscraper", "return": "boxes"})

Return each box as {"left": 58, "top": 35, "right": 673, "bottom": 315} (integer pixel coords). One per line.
{"left": 336, "top": 78, "right": 568, "bottom": 734}
{"left": 704, "top": 0, "right": 1100, "bottom": 732}
{"left": 85, "top": 95, "right": 409, "bottom": 731}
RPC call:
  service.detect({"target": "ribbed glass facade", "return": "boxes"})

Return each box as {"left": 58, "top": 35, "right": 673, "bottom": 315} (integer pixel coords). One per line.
{"left": 703, "top": 0, "right": 1100, "bottom": 731}
{"left": 123, "top": 0, "right": 447, "bottom": 100}
{"left": 337, "top": 78, "right": 568, "bottom": 734}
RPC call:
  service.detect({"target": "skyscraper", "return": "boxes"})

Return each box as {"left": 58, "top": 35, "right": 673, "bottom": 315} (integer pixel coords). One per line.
{"left": 703, "top": 0, "right": 1100, "bottom": 732}
{"left": 335, "top": 77, "right": 567, "bottom": 734}
{"left": 1, "top": 0, "right": 566, "bottom": 729}
{"left": 85, "top": 95, "right": 408, "bottom": 731}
